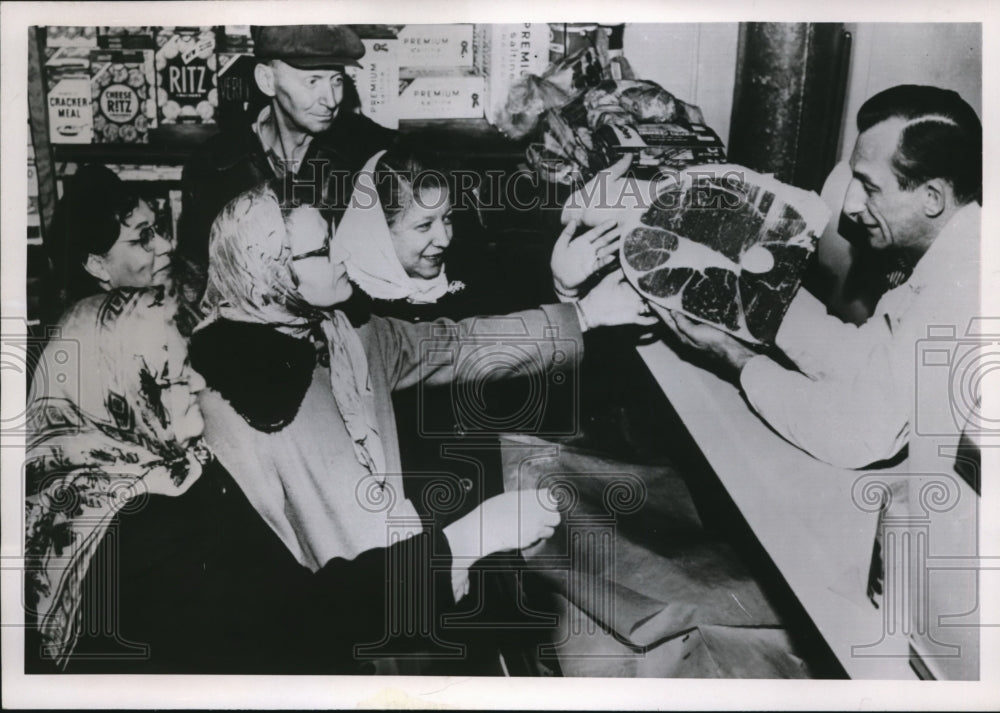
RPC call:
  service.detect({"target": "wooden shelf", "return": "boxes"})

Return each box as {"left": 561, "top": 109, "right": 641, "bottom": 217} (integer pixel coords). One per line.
{"left": 53, "top": 124, "right": 220, "bottom": 166}
{"left": 53, "top": 118, "right": 527, "bottom": 167}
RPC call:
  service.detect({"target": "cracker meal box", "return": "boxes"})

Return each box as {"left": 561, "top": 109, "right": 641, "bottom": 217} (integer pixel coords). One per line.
{"left": 45, "top": 46, "right": 94, "bottom": 144}
{"left": 473, "top": 24, "right": 550, "bottom": 124}
{"left": 346, "top": 36, "right": 400, "bottom": 130}
{"left": 155, "top": 26, "right": 218, "bottom": 125}
{"left": 46, "top": 26, "right": 98, "bottom": 48}
{"left": 397, "top": 24, "right": 473, "bottom": 69}
{"left": 397, "top": 68, "right": 484, "bottom": 120}
{"left": 90, "top": 48, "right": 157, "bottom": 143}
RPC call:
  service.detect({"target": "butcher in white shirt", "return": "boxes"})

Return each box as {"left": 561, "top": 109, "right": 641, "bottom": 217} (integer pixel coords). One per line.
{"left": 654, "top": 85, "right": 982, "bottom": 469}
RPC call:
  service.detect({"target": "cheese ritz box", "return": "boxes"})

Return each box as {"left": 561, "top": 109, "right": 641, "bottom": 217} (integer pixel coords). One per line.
{"left": 156, "top": 27, "right": 218, "bottom": 125}
{"left": 397, "top": 68, "right": 484, "bottom": 120}
{"left": 90, "top": 48, "right": 157, "bottom": 143}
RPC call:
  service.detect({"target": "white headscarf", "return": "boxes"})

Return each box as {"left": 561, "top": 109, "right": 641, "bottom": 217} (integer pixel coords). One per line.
{"left": 338, "top": 150, "right": 450, "bottom": 304}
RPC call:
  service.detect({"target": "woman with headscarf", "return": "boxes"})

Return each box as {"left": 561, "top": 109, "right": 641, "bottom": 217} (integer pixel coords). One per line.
{"left": 188, "top": 181, "right": 652, "bottom": 672}
{"left": 25, "top": 287, "right": 556, "bottom": 674}
{"left": 45, "top": 164, "right": 204, "bottom": 334}
{"left": 334, "top": 145, "right": 627, "bottom": 671}
{"left": 335, "top": 145, "right": 625, "bottom": 520}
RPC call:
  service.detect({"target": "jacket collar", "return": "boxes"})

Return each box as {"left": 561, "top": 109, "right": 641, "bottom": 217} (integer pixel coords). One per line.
{"left": 190, "top": 319, "right": 317, "bottom": 432}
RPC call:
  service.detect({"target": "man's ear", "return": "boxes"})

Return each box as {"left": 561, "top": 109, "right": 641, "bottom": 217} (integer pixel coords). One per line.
{"left": 921, "top": 178, "right": 948, "bottom": 218}
{"left": 254, "top": 62, "right": 276, "bottom": 98}
{"left": 83, "top": 253, "right": 111, "bottom": 285}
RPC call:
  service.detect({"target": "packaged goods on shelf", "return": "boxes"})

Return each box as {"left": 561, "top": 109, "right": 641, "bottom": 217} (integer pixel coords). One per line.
{"left": 594, "top": 122, "right": 727, "bottom": 177}
{"left": 45, "top": 46, "right": 94, "bottom": 144}
{"left": 397, "top": 68, "right": 484, "bottom": 120}
{"left": 397, "top": 24, "right": 473, "bottom": 69}
{"left": 216, "top": 52, "right": 260, "bottom": 129}
{"left": 473, "top": 24, "right": 550, "bottom": 124}
{"left": 97, "top": 26, "right": 156, "bottom": 49}
{"left": 221, "top": 25, "right": 254, "bottom": 53}
{"left": 346, "top": 37, "right": 400, "bottom": 129}
{"left": 155, "top": 26, "right": 218, "bottom": 125}
{"left": 547, "top": 23, "right": 600, "bottom": 63}
{"left": 90, "top": 48, "right": 157, "bottom": 143}
{"left": 46, "top": 26, "right": 98, "bottom": 48}
{"left": 28, "top": 147, "right": 40, "bottom": 230}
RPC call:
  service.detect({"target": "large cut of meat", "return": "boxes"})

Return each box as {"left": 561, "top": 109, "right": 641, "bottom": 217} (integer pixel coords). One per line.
{"left": 621, "top": 166, "right": 830, "bottom": 344}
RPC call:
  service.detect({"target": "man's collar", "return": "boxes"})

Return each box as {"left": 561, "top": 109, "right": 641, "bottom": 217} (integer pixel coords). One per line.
{"left": 908, "top": 201, "right": 980, "bottom": 285}
{"left": 253, "top": 105, "right": 315, "bottom": 177}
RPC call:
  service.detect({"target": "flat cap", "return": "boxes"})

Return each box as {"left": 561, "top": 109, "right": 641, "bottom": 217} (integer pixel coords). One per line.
{"left": 252, "top": 25, "right": 364, "bottom": 69}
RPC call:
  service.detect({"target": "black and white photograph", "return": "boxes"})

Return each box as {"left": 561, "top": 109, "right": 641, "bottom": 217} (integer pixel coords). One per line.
{"left": 1, "top": 1, "right": 997, "bottom": 709}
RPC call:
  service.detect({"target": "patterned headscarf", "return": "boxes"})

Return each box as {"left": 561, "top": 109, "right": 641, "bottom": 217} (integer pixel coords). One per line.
{"left": 24, "top": 287, "right": 210, "bottom": 668}
{"left": 338, "top": 150, "right": 451, "bottom": 304}
{"left": 197, "top": 184, "right": 387, "bottom": 477}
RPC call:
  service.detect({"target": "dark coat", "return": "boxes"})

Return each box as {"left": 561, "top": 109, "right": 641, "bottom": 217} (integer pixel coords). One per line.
{"left": 178, "top": 109, "right": 396, "bottom": 275}
{"left": 26, "top": 458, "right": 455, "bottom": 674}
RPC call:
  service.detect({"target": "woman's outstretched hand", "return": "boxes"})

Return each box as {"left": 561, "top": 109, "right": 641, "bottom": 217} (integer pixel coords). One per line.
{"left": 576, "top": 270, "right": 658, "bottom": 331}
{"left": 550, "top": 219, "right": 622, "bottom": 300}
{"left": 443, "top": 488, "right": 560, "bottom": 600}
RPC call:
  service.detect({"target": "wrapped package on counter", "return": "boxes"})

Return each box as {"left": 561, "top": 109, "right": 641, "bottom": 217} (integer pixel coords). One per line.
{"left": 90, "top": 48, "right": 157, "bottom": 143}
{"left": 155, "top": 26, "right": 218, "bottom": 125}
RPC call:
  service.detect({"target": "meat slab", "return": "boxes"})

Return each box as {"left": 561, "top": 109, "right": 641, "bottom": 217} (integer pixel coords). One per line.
{"left": 622, "top": 167, "right": 830, "bottom": 344}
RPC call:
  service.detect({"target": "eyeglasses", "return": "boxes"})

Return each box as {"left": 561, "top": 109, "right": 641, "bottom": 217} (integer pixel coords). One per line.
{"left": 124, "top": 225, "right": 164, "bottom": 253}
{"left": 290, "top": 245, "right": 330, "bottom": 261}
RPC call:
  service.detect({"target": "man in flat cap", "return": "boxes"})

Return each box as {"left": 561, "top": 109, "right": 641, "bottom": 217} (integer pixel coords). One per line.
{"left": 179, "top": 25, "right": 396, "bottom": 280}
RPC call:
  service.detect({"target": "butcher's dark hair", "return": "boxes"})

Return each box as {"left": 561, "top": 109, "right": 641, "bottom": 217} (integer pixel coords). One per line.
{"left": 857, "top": 85, "right": 981, "bottom": 205}
{"left": 47, "top": 164, "right": 143, "bottom": 302}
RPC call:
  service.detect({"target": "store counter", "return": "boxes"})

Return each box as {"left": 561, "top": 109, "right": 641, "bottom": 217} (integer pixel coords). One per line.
{"left": 636, "top": 340, "right": 920, "bottom": 679}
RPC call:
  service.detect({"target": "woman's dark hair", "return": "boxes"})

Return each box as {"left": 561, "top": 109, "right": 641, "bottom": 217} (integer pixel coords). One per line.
{"left": 47, "top": 164, "right": 142, "bottom": 304}
{"left": 373, "top": 141, "right": 451, "bottom": 227}
{"left": 857, "top": 85, "right": 982, "bottom": 205}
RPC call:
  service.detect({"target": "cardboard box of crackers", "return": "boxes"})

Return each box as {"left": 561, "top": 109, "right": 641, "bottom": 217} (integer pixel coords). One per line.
{"left": 346, "top": 36, "right": 400, "bottom": 129}
{"left": 397, "top": 24, "right": 474, "bottom": 68}
{"left": 397, "top": 68, "right": 484, "bottom": 120}
{"left": 46, "top": 26, "right": 98, "bottom": 48}
{"left": 45, "top": 46, "right": 94, "bottom": 144}
{"left": 90, "top": 48, "right": 157, "bottom": 143}
{"left": 155, "top": 26, "right": 218, "bottom": 125}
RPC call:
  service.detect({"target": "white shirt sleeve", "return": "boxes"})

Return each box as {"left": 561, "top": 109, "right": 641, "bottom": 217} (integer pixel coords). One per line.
{"left": 739, "top": 336, "right": 910, "bottom": 469}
